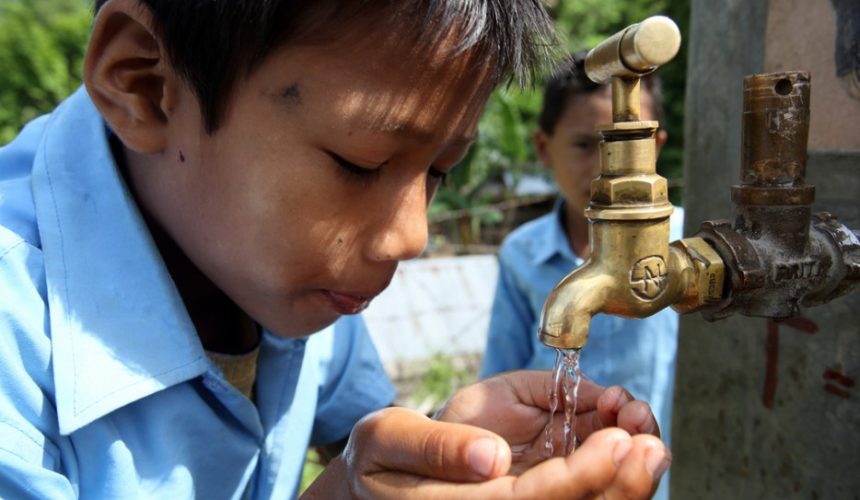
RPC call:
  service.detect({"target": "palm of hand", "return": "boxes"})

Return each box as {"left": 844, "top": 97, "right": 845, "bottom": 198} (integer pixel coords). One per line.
{"left": 434, "top": 373, "right": 604, "bottom": 475}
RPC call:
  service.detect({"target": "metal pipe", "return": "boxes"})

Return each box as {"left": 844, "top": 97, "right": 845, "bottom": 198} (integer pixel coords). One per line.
{"left": 697, "top": 72, "right": 860, "bottom": 319}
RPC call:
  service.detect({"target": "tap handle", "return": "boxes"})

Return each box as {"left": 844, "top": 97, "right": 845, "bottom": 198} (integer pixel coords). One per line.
{"left": 585, "top": 16, "right": 681, "bottom": 83}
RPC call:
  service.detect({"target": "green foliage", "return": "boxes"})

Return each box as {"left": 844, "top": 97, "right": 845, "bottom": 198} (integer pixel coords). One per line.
{"left": 300, "top": 449, "right": 326, "bottom": 494}
{"left": 412, "top": 354, "right": 473, "bottom": 404}
{"left": 429, "top": 87, "right": 543, "bottom": 244}
{"left": 0, "top": 0, "right": 92, "bottom": 145}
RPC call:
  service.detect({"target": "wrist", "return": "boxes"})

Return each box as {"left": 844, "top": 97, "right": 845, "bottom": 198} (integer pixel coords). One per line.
{"left": 300, "top": 455, "right": 350, "bottom": 499}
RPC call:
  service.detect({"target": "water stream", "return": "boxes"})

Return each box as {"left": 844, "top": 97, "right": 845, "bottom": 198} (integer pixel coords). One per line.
{"left": 543, "top": 348, "right": 583, "bottom": 457}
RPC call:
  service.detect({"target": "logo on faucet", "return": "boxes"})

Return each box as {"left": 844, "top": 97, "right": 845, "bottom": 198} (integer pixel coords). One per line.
{"left": 630, "top": 256, "right": 669, "bottom": 300}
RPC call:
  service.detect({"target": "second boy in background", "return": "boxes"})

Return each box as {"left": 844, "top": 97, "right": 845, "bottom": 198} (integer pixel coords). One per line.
{"left": 481, "top": 51, "right": 683, "bottom": 499}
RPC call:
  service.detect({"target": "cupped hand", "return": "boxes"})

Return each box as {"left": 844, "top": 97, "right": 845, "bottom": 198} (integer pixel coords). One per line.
{"left": 301, "top": 371, "right": 669, "bottom": 499}
{"left": 434, "top": 370, "right": 661, "bottom": 473}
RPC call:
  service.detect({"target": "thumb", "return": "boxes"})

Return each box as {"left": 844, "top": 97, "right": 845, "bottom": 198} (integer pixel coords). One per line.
{"left": 345, "top": 407, "right": 512, "bottom": 483}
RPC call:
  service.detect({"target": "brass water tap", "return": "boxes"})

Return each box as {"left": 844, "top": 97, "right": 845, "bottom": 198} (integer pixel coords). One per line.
{"left": 538, "top": 17, "right": 726, "bottom": 349}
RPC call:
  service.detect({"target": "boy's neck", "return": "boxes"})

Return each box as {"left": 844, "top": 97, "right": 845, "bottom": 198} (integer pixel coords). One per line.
{"left": 147, "top": 215, "right": 259, "bottom": 354}
{"left": 152, "top": 228, "right": 260, "bottom": 354}
{"left": 562, "top": 203, "right": 590, "bottom": 260}
{"left": 115, "top": 144, "right": 259, "bottom": 354}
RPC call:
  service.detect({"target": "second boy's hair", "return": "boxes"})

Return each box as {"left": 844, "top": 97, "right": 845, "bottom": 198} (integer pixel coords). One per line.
{"left": 537, "top": 50, "right": 665, "bottom": 135}
{"left": 95, "top": 0, "right": 558, "bottom": 133}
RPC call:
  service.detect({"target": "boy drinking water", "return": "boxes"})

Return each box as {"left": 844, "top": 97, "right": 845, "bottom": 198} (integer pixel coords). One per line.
{"left": 0, "top": 2, "right": 670, "bottom": 498}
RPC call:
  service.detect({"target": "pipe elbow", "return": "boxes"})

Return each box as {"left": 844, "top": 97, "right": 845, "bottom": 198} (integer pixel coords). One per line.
{"left": 538, "top": 263, "right": 612, "bottom": 349}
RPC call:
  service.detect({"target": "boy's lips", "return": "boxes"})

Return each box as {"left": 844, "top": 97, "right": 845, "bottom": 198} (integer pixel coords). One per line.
{"left": 324, "top": 290, "right": 375, "bottom": 314}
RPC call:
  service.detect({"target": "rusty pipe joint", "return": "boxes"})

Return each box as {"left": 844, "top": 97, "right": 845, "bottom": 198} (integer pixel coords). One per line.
{"left": 694, "top": 72, "right": 860, "bottom": 320}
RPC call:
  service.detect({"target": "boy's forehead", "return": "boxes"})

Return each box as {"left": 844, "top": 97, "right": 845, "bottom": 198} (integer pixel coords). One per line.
{"left": 338, "top": 59, "right": 491, "bottom": 137}
{"left": 568, "top": 86, "right": 658, "bottom": 120}
{"left": 329, "top": 86, "right": 487, "bottom": 148}
{"left": 268, "top": 36, "right": 494, "bottom": 140}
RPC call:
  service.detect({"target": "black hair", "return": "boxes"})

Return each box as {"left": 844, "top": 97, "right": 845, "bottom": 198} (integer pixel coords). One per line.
{"left": 94, "top": 0, "right": 558, "bottom": 133}
{"left": 537, "top": 50, "right": 665, "bottom": 135}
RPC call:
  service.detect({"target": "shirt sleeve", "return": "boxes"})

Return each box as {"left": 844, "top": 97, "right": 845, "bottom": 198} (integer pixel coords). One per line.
{"left": 310, "top": 314, "right": 396, "bottom": 446}
{"left": 0, "top": 236, "right": 77, "bottom": 499}
{"left": 479, "top": 252, "right": 535, "bottom": 378}
{"left": 670, "top": 206, "right": 685, "bottom": 240}
{"left": 0, "top": 441, "right": 77, "bottom": 500}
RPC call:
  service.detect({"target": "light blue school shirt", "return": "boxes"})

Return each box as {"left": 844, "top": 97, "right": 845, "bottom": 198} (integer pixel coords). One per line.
{"left": 0, "top": 87, "right": 395, "bottom": 499}
{"left": 480, "top": 200, "right": 684, "bottom": 449}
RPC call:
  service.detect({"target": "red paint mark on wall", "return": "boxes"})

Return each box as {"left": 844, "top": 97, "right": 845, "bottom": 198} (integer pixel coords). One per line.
{"left": 762, "top": 320, "right": 780, "bottom": 409}
{"left": 824, "top": 384, "right": 852, "bottom": 398}
{"left": 762, "top": 316, "right": 820, "bottom": 409}
{"left": 823, "top": 369, "right": 855, "bottom": 387}
{"left": 781, "top": 316, "right": 819, "bottom": 334}
{"left": 823, "top": 369, "right": 854, "bottom": 399}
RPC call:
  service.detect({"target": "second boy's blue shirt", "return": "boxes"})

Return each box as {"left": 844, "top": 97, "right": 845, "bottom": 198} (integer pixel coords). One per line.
{"left": 0, "top": 87, "right": 395, "bottom": 499}
{"left": 480, "top": 200, "right": 684, "bottom": 452}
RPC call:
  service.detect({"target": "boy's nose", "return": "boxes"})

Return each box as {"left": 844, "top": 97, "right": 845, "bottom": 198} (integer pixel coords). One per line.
{"left": 366, "top": 180, "right": 429, "bottom": 262}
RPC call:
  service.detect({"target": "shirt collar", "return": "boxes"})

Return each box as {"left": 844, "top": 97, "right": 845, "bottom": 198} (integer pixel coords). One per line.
{"left": 531, "top": 198, "right": 582, "bottom": 266}
{"left": 31, "top": 87, "right": 209, "bottom": 435}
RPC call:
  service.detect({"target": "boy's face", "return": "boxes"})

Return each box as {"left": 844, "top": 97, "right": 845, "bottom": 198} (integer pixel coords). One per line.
{"left": 129, "top": 38, "right": 489, "bottom": 337}
{"left": 535, "top": 88, "right": 661, "bottom": 218}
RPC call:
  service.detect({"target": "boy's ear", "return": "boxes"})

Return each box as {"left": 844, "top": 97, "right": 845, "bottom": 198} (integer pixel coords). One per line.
{"left": 84, "top": 0, "right": 177, "bottom": 154}
{"left": 655, "top": 129, "right": 668, "bottom": 154}
{"left": 534, "top": 129, "right": 551, "bottom": 168}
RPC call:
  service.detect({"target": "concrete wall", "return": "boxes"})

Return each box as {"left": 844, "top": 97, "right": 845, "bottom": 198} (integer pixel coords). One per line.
{"left": 673, "top": 1, "right": 860, "bottom": 498}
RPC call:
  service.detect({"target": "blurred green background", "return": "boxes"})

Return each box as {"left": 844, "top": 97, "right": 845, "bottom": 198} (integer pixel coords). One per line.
{"left": 0, "top": 0, "right": 690, "bottom": 250}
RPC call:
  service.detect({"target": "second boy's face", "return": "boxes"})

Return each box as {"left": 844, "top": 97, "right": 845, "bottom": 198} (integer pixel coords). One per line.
{"left": 136, "top": 38, "right": 489, "bottom": 337}
{"left": 538, "top": 88, "right": 659, "bottom": 218}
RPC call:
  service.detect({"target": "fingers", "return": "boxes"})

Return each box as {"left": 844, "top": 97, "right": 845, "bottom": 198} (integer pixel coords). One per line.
{"left": 344, "top": 407, "right": 513, "bottom": 490}
{"left": 597, "top": 386, "right": 660, "bottom": 437}
{"left": 511, "top": 428, "right": 634, "bottom": 499}
{"left": 368, "top": 428, "right": 669, "bottom": 500}
{"left": 603, "top": 434, "right": 672, "bottom": 499}
{"left": 617, "top": 400, "right": 660, "bottom": 437}
{"left": 340, "top": 405, "right": 669, "bottom": 499}
{"left": 436, "top": 371, "right": 605, "bottom": 446}
{"left": 475, "top": 370, "right": 607, "bottom": 414}
{"left": 573, "top": 385, "right": 659, "bottom": 444}
{"left": 512, "top": 429, "right": 670, "bottom": 500}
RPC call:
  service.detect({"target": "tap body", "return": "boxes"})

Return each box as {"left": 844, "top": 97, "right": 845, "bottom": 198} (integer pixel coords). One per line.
{"left": 537, "top": 114, "right": 725, "bottom": 348}
{"left": 539, "top": 16, "right": 724, "bottom": 349}
{"left": 539, "top": 215, "right": 723, "bottom": 349}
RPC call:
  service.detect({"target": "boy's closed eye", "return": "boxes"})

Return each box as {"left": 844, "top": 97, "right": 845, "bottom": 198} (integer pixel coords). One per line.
{"left": 328, "top": 152, "right": 449, "bottom": 187}
{"left": 329, "top": 152, "right": 385, "bottom": 185}
{"left": 572, "top": 137, "right": 600, "bottom": 153}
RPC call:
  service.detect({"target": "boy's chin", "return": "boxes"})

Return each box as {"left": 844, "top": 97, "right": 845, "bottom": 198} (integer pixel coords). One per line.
{"left": 260, "top": 305, "right": 342, "bottom": 338}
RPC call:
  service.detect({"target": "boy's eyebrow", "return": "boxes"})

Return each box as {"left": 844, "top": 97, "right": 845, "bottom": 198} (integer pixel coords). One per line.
{"left": 568, "top": 131, "right": 601, "bottom": 140}
{"left": 279, "top": 84, "right": 303, "bottom": 105}
{"left": 357, "top": 118, "right": 477, "bottom": 148}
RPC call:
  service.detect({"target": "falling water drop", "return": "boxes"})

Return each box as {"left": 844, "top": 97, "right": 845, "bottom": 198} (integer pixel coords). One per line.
{"left": 543, "top": 348, "right": 582, "bottom": 457}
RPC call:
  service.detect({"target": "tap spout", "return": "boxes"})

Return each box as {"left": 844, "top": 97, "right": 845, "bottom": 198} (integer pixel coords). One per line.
{"left": 538, "top": 218, "right": 724, "bottom": 349}
{"left": 538, "top": 260, "right": 612, "bottom": 349}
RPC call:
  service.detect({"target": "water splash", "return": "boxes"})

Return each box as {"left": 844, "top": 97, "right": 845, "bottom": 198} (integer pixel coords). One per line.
{"left": 543, "top": 348, "right": 582, "bottom": 457}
